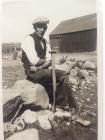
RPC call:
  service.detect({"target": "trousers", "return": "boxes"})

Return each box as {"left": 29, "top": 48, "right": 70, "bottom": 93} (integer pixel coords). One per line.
{"left": 26, "top": 68, "right": 77, "bottom": 108}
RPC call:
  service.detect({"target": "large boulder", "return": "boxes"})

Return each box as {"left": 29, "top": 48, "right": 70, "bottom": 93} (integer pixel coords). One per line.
{"left": 3, "top": 89, "right": 21, "bottom": 104}
{"left": 19, "top": 80, "right": 49, "bottom": 109}
{"left": 37, "top": 110, "right": 52, "bottom": 130}
{"left": 68, "top": 68, "right": 79, "bottom": 87}
{"left": 4, "top": 80, "right": 49, "bottom": 109}
{"left": 82, "top": 61, "right": 96, "bottom": 70}
{"left": 38, "top": 116, "right": 51, "bottom": 130}
{"left": 78, "top": 70, "right": 89, "bottom": 81}
{"left": 3, "top": 96, "right": 23, "bottom": 122}
{"left": 6, "top": 129, "right": 39, "bottom": 140}
{"left": 20, "top": 109, "right": 38, "bottom": 124}
{"left": 49, "top": 61, "right": 75, "bottom": 74}
{"left": 55, "top": 61, "right": 72, "bottom": 74}
{"left": 3, "top": 80, "right": 49, "bottom": 122}
{"left": 12, "top": 79, "right": 36, "bottom": 89}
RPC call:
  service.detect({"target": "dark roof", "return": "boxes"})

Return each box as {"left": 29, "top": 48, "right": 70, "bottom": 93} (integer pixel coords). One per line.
{"left": 50, "top": 13, "right": 97, "bottom": 35}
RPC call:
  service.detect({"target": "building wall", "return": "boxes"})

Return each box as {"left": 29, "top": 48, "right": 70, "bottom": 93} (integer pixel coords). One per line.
{"left": 50, "top": 29, "right": 97, "bottom": 52}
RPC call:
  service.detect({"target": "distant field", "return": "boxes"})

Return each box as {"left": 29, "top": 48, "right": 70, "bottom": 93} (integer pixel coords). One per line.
{"left": 2, "top": 59, "right": 25, "bottom": 88}
{"left": 2, "top": 52, "right": 97, "bottom": 88}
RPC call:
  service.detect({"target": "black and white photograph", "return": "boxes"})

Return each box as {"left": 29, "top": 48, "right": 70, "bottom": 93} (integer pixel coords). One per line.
{"left": 1, "top": 0, "right": 103, "bottom": 140}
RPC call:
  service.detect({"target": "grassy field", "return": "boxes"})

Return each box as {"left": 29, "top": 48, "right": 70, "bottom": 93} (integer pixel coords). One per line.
{"left": 2, "top": 52, "right": 97, "bottom": 140}
{"left": 2, "top": 59, "right": 25, "bottom": 88}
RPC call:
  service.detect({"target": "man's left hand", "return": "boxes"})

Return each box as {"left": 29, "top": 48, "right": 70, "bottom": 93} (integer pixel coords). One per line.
{"left": 30, "top": 66, "right": 40, "bottom": 72}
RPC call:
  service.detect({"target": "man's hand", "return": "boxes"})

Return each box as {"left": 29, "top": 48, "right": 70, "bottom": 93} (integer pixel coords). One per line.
{"left": 30, "top": 66, "right": 39, "bottom": 72}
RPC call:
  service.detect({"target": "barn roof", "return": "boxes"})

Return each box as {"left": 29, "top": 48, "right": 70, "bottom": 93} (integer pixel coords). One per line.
{"left": 50, "top": 13, "right": 97, "bottom": 35}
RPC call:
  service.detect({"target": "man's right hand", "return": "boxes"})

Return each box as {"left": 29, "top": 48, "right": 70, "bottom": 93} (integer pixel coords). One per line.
{"left": 30, "top": 66, "right": 39, "bottom": 72}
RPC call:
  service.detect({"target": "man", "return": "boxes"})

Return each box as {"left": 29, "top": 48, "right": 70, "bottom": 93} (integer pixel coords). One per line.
{"left": 21, "top": 17, "right": 77, "bottom": 110}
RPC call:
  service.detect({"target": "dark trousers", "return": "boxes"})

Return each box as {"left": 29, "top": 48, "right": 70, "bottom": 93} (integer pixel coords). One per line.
{"left": 26, "top": 68, "right": 77, "bottom": 108}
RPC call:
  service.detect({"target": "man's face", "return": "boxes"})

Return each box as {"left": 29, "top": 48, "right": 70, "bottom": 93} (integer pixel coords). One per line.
{"left": 36, "top": 24, "right": 48, "bottom": 37}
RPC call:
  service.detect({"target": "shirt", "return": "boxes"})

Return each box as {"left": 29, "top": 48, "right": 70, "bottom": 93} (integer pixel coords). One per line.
{"left": 21, "top": 35, "right": 51, "bottom": 66}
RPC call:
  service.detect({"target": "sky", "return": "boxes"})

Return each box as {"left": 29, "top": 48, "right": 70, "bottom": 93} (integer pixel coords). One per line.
{"left": 2, "top": 0, "right": 96, "bottom": 43}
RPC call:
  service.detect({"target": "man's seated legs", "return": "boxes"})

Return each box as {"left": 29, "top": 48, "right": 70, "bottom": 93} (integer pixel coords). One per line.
{"left": 26, "top": 68, "right": 77, "bottom": 109}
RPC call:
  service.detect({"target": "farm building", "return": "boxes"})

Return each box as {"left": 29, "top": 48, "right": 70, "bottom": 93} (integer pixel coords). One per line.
{"left": 49, "top": 13, "right": 97, "bottom": 52}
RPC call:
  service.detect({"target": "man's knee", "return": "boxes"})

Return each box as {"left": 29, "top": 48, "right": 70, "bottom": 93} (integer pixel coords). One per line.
{"left": 55, "top": 69, "right": 67, "bottom": 76}
{"left": 43, "top": 69, "right": 52, "bottom": 78}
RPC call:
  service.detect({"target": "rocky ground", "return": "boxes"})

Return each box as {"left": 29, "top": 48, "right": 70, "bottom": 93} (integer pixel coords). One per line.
{"left": 2, "top": 52, "right": 97, "bottom": 140}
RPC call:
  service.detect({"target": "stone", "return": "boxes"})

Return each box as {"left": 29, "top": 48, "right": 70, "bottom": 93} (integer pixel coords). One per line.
{"left": 49, "top": 60, "right": 72, "bottom": 74}
{"left": 82, "top": 61, "right": 96, "bottom": 70}
{"left": 3, "top": 96, "right": 23, "bottom": 122}
{"left": 71, "top": 88, "right": 76, "bottom": 92}
{"left": 74, "top": 118, "right": 91, "bottom": 126}
{"left": 3, "top": 80, "right": 49, "bottom": 122}
{"left": 21, "top": 83, "right": 49, "bottom": 109}
{"left": 14, "top": 118, "right": 25, "bottom": 131}
{"left": 83, "top": 86, "right": 87, "bottom": 89}
{"left": 53, "top": 111, "right": 71, "bottom": 119}
{"left": 49, "top": 111, "right": 71, "bottom": 128}
{"left": 7, "top": 129, "right": 39, "bottom": 140}
{"left": 38, "top": 116, "right": 51, "bottom": 130}
{"left": 68, "top": 77, "right": 78, "bottom": 86}
{"left": 12, "top": 79, "right": 34, "bottom": 89}
{"left": 72, "top": 85, "right": 78, "bottom": 89}
{"left": 3, "top": 89, "right": 21, "bottom": 104}
{"left": 4, "top": 123, "right": 16, "bottom": 134}
{"left": 85, "top": 80, "right": 90, "bottom": 84}
{"left": 88, "top": 70, "right": 95, "bottom": 75}
{"left": 75, "top": 61, "right": 83, "bottom": 68}
{"left": 78, "top": 70, "right": 89, "bottom": 80}
{"left": 37, "top": 110, "right": 52, "bottom": 130}
{"left": 66, "top": 122, "right": 70, "bottom": 126}
{"left": 12, "top": 80, "right": 49, "bottom": 109}
{"left": 87, "top": 98, "right": 90, "bottom": 101}
{"left": 58, "top": 55, "right": 67, "bottom": 64}
{"left": 20, "top": 110, "right": 37, "bottom": 124}
{"left": 70, "top": 68, "right": 78, "bottom": 77}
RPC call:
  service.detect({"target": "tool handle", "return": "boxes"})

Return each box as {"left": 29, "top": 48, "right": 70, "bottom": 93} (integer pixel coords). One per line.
{"left": 51, "top": 53, "right": 56, "bottom": 112}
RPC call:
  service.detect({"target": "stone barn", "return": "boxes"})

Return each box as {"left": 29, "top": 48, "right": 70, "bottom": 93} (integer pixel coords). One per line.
{"left": 49, "top": 13, "right": 97, "bottom": 52}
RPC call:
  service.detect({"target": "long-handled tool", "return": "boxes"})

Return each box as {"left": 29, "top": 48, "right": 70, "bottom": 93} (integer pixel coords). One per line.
{"left": 49, "top": 49, "right": 56, "bottom": 113}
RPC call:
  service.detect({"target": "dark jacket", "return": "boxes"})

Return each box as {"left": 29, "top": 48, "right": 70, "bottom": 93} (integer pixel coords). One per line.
{"left": 21, "top": 33, "right": 47, "bottom": 71}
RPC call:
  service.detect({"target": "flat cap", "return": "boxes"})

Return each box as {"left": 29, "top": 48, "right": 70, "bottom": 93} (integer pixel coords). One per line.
{"left": 32, "top": 17, "right": 49, "bottom": 25}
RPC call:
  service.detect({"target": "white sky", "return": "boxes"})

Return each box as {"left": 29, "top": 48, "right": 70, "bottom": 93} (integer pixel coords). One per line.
{"left": 2, "top": 0, "right": 96, "bottom": 43}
